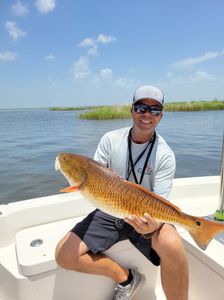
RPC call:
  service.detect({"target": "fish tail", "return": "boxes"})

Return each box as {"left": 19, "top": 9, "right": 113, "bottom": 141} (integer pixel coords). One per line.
{"left": 187, "top": 216, "right": 224, "bottom": 250}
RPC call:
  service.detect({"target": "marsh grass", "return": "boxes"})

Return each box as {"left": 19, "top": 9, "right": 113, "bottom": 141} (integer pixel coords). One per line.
{"left": 79, "top": 105, "right": 131, "bottom": 120}
{"left": 50, "top": 100, "right": 223, "bottom": 119}
{"left": 79, "top": 100, "right": 224, "bottom": 119}
{"left": 165, "top": 100, "right": 224, "bottom": 112}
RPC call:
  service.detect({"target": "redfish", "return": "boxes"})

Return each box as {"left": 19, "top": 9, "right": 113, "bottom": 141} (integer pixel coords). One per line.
{"left": 55, "top": 153, "right": 224, "bottom": 250}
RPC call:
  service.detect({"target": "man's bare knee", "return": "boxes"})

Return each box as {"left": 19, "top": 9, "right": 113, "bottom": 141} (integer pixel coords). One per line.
{"left": 55, "top": 232, "right": 87, "bottom": 269}
{"left": 152, "top": 224, "right": 185, "bottom": 260}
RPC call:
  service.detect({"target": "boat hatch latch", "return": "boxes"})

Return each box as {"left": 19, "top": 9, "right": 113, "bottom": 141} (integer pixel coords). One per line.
{"left": 30, "top": 239, "right": 43, "bottom": 247}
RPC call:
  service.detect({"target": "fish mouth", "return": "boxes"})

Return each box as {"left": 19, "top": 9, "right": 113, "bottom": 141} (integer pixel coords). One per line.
{"left": 55, "top": 155, "right": 74, "bottom": 187}
{"left": 55, "top": 156, "right": 60, "bottom": 171}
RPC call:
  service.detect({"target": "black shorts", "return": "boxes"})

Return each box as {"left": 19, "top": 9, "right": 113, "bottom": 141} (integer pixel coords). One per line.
{"left": 70, "top": 209, "right": 160, "bottom": 266}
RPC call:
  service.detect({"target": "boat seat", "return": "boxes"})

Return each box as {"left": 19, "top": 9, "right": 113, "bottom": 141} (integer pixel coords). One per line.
{"left": 14, "top": 216, "right": 160, "bottom": 299}
{"left": 15, "top": 216, "right": 83, "bottom": 276}
{"left": 15, "top": 216, "right": 159, "bottom": 279}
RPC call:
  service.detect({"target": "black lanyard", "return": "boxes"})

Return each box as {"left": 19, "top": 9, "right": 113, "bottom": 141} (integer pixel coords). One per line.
{"left": 127, "top": 129, "right": 156, "bottom": 185}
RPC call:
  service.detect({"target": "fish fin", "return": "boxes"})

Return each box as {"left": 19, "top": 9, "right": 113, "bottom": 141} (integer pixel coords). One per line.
{"left": 123, "top": 179, "right": 182, "bottom": 213}
{"left": 187, "top": 216, "right": 224, "bottom": 250}
{"left": 60, "top": 185, "right": 81, "bottom": 193}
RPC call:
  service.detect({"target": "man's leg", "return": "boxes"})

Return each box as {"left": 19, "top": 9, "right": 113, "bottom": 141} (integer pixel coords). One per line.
{"left": 56, "top": 231, "right": 145, "bottom": 300}
{"left": 55, "top": 231, "right": 129, "bottom": 283}
{"left": 152, "top": 224, "right": 189, "bottom": 300}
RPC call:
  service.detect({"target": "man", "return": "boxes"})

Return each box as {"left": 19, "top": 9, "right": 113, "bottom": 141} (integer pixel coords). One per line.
{"left": 55, "top": 85, "right": 189, "bottom": 300}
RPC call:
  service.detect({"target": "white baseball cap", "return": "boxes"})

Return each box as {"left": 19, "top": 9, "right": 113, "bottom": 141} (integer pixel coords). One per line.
{"left": 133, "top": 85, "right": 164, "bottom": 106}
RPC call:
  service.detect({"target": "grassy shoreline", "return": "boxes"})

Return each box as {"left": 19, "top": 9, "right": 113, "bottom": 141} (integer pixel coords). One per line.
{"left": 49, "top": 105, "right": 103, "bottom": 111}
{"left": 164, "top": 100, "right": 224, "bottom": 112}
{"left": 50, "top": 100, "right": 224, "bottom": 120}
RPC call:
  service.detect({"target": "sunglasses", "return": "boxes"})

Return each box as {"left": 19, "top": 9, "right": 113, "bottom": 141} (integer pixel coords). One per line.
{"left": 133, "top": 103, "right": 163, "bottom": 116}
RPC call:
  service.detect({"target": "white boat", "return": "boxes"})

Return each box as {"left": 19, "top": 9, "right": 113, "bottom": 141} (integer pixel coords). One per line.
{"left": 1, "top": 173, "right": 224, "bottom": 300}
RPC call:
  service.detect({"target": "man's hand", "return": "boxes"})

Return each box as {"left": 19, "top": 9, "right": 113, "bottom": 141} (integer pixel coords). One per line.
{"left": 124, "top": 213, "right": 158, "bottom": 235}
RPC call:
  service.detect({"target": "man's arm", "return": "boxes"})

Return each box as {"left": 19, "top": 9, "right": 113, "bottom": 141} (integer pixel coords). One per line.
{"left": 153, "top": 151, "right": 176, "bottom": 200}
{"left": 94, "top": 134, "right": 111, "bottom": 167}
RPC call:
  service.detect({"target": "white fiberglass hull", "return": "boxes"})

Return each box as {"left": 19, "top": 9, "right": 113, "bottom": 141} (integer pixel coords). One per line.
{"left": 0, "top": 176, "right": 223, "bottom": 300}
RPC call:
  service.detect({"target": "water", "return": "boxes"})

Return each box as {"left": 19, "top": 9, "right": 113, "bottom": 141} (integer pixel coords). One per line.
{"left": 0, "top": 109, "right": 223, "bottom": 205}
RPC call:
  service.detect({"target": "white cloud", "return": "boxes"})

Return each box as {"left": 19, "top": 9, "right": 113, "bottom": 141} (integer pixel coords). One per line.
{"left": 0, "top": 52, "right": 17, "bottom": 62}
{"left": 11, "top": 1, "right": 29, "bottom": 16}
{"left": 87, "top": 45, "right": 99, "bottom": 56}
{"left": 100, "top": 68, "right": 113, "bottom": 79}
{"left": 173, "top": 51, "right": 221, "bottom": 69}
{"left": 79, "top": 34, "right": 116, "bottom": 48}
{"left": 96, "top": 34, "right": 117, "bottom": 44}
{"left": 115, "top": 77, "right": 140, "bottom": 88}
{"left": 167, "top": 70, "right": 217, "bottom": 85}
{"left": 78, "top": 33, "right": 116, "bottom": 57}
{"left": 163, "top": 70, "right": 224, "bottom": 101}
{"left": 5, "top": 21, "right": 27, "bottom": 41}
{"left": 45, "top": 54, "right": 55, "bottom": 61}
{"left": 165, "top": 50, "right": 224, "bottom": 100}
{"left": 189, "top": 70, "right": 216, "bottom": 82}
{"left": 74, "top": 34, "right": 117, "bottom": 81}
{"left": 35, "top": 0, "right": 56, "bottom": 14}
{"left": 73, "top": 56, "right": 91, "bottom": 79}
{"left": 78, "top": 38, "right": 95, "bottom": 47}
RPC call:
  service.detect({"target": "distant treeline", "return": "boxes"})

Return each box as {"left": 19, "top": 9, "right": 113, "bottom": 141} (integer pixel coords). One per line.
{"left": 50, "top": 100, "right": 224, "bottom": 120}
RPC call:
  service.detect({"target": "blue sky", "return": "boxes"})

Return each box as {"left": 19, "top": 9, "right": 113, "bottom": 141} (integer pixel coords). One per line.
{"left": 0, "top": 0, "right": 224, "bottom": 108}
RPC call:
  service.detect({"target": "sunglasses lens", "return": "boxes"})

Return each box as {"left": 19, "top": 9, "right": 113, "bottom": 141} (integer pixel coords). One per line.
{"left": 150, "top": 107, "right": 162, "bottom": 116}
{"left": 134, "top": 104, "right": 147, "bottom": 114}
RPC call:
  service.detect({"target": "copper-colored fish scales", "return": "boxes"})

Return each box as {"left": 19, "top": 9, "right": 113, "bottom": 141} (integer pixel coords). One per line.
{"left": 55, "top": 153, "right": 224, "bottom": 250}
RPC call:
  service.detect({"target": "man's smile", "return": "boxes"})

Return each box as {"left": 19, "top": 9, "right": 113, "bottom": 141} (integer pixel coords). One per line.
{"left": 140, "top": 119, "right": 152, "bottom": 125}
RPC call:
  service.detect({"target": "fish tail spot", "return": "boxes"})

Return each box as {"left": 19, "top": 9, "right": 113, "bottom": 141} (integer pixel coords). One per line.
{"left": 189, "top": 217, "right": 224, "bottom": 250}
{"left": 195, "top": 220, "right": 202, "bottom": 226}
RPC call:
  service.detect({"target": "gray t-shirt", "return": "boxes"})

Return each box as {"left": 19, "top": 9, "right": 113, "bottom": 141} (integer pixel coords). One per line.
{"left": 94, "top": 126, "right": 176, "bottom": 200}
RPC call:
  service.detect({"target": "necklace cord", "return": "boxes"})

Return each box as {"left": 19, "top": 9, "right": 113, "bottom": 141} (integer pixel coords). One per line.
{"left": 127, "top": 129, "right": 156, "bottom": 184}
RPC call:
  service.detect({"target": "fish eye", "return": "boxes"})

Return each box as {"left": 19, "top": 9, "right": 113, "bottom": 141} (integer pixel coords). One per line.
{"left": 196, "top": 220, "right": 201, "bottom": 226}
